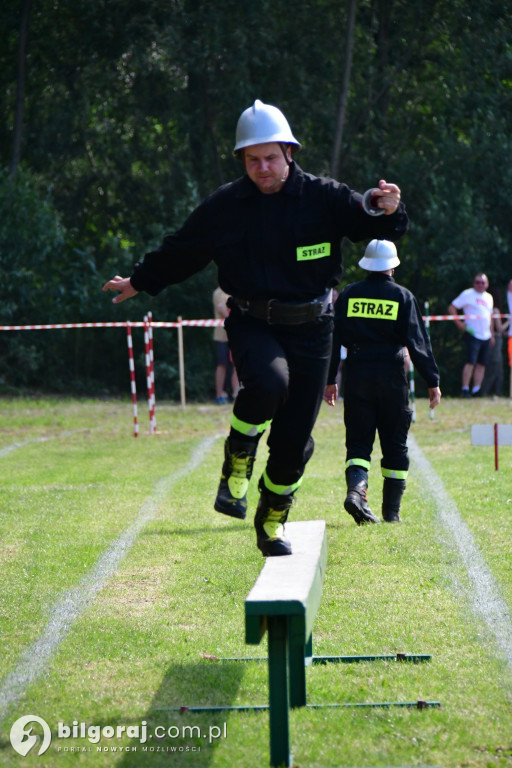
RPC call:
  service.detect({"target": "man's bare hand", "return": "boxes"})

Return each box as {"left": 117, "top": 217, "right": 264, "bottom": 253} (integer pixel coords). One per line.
{"left": 323, "top": 384, "right": 338, "bottom": 407}
{"left": 371, "top": 179, "right": 401, "bottom": 215}
{"left": 102, "top": 276, "right": 138, "bottom": 304}
{"left": 429, "top": 386, "right": 442, "bottom": 409}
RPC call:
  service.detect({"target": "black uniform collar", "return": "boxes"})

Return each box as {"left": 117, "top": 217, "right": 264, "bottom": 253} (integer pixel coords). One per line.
{"left": 366, "top": 272, "right": 396, "bottom": 283}
{"left": 235, "top": 160, "right": 303, "bottom": 199}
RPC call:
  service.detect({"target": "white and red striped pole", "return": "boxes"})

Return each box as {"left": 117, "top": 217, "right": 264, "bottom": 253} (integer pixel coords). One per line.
{"left": 147, "top": 311, "right": 157, "bottom": 433}
{"left": 143, "top": 316, "right": 155, "bottom": 434}
{"left": 125, "top": 322, "right": 139, "bottom": 438}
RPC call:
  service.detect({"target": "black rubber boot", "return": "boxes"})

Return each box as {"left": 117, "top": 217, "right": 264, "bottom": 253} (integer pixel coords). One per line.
{"left": 254, "top": 481, "right": 293, "bottom": 556}
{"left": 382, "top": 478, "right": 406, "bottom": 522}
{"left": 344, "top": 466, "right": 380, "bottom": 525}
{"left": 214, "top": 437, "right": 257, "bottom": 520}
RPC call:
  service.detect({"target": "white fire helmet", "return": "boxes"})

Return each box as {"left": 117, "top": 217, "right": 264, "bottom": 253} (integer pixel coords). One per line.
{"left": 233, "top": 99, "right": 301, "bottom": 154}
{"left": 358, "top": 239, "right": 400, "bottom": 271}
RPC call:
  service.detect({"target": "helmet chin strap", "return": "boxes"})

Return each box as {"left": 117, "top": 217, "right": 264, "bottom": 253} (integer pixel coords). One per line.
{"left": 279, "top": 143, "right": 292, "bottom": 165}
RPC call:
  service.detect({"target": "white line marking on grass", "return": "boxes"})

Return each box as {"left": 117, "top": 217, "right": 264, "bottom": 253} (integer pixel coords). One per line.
{"left": 408, "top": 432, "right": 512, "bottom": 674}
{"left": 0, "top": 436, "right": 54, "bottom": 457}
{"left": 0, "top": 433, "right": 222, "bottom": 725}
{"left": 0, "top": 430, "right": 91, "bottom": 458}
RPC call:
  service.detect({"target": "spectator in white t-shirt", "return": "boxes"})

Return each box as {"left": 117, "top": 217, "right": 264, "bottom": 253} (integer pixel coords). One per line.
{"left": 448, "top": 273, "right": 494, "bottom": 397}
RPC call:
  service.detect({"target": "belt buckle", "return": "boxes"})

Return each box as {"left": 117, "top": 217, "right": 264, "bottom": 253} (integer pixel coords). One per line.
{"left": 266, "top": 299, "right": 276, "bottom": 324}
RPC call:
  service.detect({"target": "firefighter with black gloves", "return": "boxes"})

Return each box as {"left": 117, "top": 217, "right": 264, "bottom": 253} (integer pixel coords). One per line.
{"left": 324, "top": 240, "right": 441, "bottom": 524}
{"left": 104, "top": 101, "right": 409, "bottom": 556}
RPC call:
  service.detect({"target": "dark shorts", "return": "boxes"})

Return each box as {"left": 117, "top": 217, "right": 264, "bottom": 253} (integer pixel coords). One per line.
{"left": 215, "top": 341, "right": 231, "bottom": 366}
{"left": 465, "top": 333, "right": 491, "bottom": 366}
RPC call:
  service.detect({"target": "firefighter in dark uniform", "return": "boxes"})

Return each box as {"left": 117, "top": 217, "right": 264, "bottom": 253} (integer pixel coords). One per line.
{"left": 103, "top": 101, "right": 409, "bottom": 555}
{"left": 324, "top": 239, "right": 441, "bottom": 523}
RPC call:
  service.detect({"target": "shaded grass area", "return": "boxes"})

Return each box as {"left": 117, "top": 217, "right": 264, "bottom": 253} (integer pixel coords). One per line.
{"left": 0, "top": 396, "right": 511, "bottom": 767}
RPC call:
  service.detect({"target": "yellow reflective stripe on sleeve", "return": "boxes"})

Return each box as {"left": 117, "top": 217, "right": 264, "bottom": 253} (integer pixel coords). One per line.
{"left": 347, "top": 298, "right": 399, "bottom": 320}
{"left": 381, "top": 468, "right": 408, "bottom": 479}
{"left": 231, "top": 414, "right": 271, "bottom": 437}
{"left": 296, "top": 242, "right": 331, "bottom": 261}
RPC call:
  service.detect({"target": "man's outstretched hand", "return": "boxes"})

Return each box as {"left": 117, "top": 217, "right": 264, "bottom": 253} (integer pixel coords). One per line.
{"left": 102, "top": 276, "right": 138, "bottom": 304}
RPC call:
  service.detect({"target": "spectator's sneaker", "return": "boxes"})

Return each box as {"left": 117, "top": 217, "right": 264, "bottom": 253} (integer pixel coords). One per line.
{"left": 461, "top": 389, "right": 471, "bottom": 398}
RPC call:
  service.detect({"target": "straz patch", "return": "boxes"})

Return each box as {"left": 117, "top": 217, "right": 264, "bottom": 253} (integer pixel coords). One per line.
{"left": 296, "top": 242, "right": 331, "bottom": 261}
{"left": 347, "top": 298, "right": 399, "bottom": 320}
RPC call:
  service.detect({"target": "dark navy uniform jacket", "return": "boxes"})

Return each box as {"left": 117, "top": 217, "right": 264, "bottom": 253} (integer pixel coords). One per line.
{"left": 130, "top": 161, "right": 408, "bottom": 303}
{"left": 328, "top": 272, "right": 440, "bottom": 388}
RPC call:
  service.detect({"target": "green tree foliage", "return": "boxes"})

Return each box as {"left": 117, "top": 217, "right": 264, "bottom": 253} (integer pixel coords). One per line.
{"left": 0, "top": 0, "right": 511, "bottom": 397}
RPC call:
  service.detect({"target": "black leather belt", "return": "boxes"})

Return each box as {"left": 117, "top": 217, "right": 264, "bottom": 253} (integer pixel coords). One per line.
{"left": 232, "top": 295, "right": 332, "bottom": 325}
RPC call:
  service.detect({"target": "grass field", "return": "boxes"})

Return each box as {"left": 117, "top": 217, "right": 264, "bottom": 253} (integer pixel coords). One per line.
{"left": 0, "top": 395, "right": 511, "bottom": 768}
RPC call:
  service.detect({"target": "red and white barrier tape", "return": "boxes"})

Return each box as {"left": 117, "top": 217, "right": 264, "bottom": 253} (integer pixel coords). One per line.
{"left": 0, "top": 320, "right": 226, "bottom": 331}
{"left": 0, "top": 322, "right": 131, "bottom": 330}
{"left": 0, "top": 315, "right": 508, "bottom": 332}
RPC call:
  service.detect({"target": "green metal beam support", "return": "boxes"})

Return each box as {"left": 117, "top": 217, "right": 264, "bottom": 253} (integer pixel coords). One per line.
{"left": 312, "top": 653, "right": 432, "bottom": 665}
{"left": 267, "top": 615, "right": 291, "bottom": 767}
{"left": 288, "top": 618, "right": 307, "bottom": 708}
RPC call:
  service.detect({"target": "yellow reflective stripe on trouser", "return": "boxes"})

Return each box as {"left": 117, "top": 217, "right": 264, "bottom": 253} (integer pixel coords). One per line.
{"left": 231, "top": 414, "right": 271, "bottom": 437}
{"left": 345, "top": 458, "right": 371, "bottom": 471}
{"left": 262, "top": 469, "right": 302, "bottom": 496}
{"left": 381, "top": 468, "right": 408, "bottom": 479}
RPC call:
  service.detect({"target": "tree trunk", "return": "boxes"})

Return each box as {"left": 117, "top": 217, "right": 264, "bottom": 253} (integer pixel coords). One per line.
{"left": 330, "top": 0, "right": 357, "bottom": 178}
{"left": 10, "top": 0, "right": 32, "bottom": 179}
